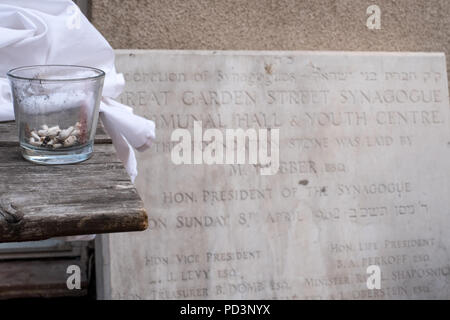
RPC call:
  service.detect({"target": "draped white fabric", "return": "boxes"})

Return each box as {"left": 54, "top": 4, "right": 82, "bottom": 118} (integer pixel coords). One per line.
{"left": 0, "top": 0, "right": 155, "bottom": 182}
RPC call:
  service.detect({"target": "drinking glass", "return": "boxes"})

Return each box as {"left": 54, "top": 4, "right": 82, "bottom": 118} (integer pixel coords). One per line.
{"left": 7, "top": 65, "right": 105, "bottom": 164}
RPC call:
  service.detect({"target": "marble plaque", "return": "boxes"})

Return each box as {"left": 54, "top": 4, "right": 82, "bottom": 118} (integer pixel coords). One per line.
{"left": 96, "top": 50, "right": 450, "bottom": 300}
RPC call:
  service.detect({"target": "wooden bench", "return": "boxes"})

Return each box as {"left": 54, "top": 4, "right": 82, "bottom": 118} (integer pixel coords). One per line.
{"left": 0, "top": 122, "right": 148, "bottom": 299}
{"left": 0, "top": 121, "right": 148, "bottom": 243}
{"left": 0, "top": 120, "right": 148, "bottom": 298}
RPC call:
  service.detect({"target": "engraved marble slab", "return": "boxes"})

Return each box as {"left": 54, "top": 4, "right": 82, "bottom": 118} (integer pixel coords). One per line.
{"left": 96, "top": 50, "right": 450, "bottom": 300}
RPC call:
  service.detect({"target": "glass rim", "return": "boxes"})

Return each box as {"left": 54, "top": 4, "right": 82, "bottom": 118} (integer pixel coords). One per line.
{"left": 6, "top": 65, "right": 106, "bottom": 82}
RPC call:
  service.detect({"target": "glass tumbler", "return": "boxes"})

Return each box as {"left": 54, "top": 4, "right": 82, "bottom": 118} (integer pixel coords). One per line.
{"left": 7, "top": 65, "right": 105, "bottom": 164}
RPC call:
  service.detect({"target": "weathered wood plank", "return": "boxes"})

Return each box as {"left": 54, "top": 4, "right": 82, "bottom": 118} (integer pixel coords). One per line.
{"left": 0, "top": 120, "right": 112, "bottom": 145}
{"left": 0, "top": 257, "right": 89, "bottom": 299}
{"left": 0, "top": 123, "right": 147, "bottom": 243}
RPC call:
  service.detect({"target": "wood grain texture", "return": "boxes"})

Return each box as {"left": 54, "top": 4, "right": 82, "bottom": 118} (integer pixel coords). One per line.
{"left": 0, "top": 122, "right": 148, "bottom": 243}
{"left": 0, "top": 257, "right": 88, "bottom": 299}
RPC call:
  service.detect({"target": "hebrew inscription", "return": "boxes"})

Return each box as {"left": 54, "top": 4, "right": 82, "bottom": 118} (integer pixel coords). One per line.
{"left": 101, "top": 51, "right": 450, "bottom": 300}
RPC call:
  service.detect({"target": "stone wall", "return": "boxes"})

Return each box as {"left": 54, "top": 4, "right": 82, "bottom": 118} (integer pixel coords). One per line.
{"left": 90, "top": 0, "right": 450, "bottom": 83}
{"left": 91, "top": 0, "right": 449, "bottom": 52}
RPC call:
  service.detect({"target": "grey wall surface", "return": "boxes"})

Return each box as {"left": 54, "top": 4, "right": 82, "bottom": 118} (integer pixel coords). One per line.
{"left": 90, "top": 0, "right": 450, "bottom": 78}
{"left": 90, "top": 0, "right": 449, "bottom": 52}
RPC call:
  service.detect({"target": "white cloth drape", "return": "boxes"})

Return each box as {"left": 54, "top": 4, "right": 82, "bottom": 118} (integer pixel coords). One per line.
{"left": 0, "top": 0, "right": 155, "bottom": 182}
